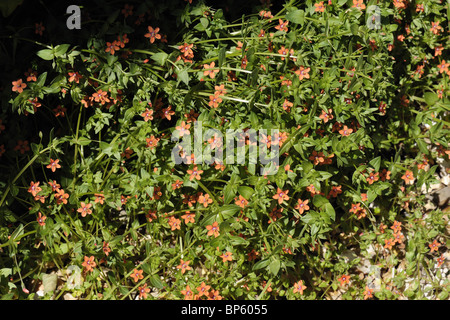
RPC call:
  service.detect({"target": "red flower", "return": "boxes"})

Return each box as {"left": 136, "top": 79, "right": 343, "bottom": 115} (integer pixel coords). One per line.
{"left": 295, "top": 199, "right": 309, "bottom": 214}
{"left": 37, "top": 212, "right": 46, "bottom": 227}
{"left": 203, "top": 62, "right": 219, "bottom": 79}
{"left": 275, "top": 19, "right": 289, "bottom": 32}
{"left": 206, "top": 221, "right": 220, "bottom": 237}
{"left": 12, "top": 79, "right": 27, "bottom": 93}
{"left": 176, "top": 259, "right": 192, "bottom": 274}
{"left": 315, "top": 2, "right": 325, "bottom": 12}
{"left": 46, "top": 158, "right": 61, "bottom": 172}
{"left": 293, "top": 280, "right": 307, "bottom": 294}
{"left": 273, "top": 188, "right": 289, "bottom": 204}
{"left": 144, "top": 26, "right": 161, "bottom": 43}
{"left": 220, "top": 251, "right": 233, "bottom": 262}
{"left": 77, "top": 202, "right": 93, "bottom": 217}
{"left": 82, "top": 256, "right": 96, "bottom": 272}
{"left": 338, "top": 274, "right": 350, "bottom": 286}
{"left": 130, "top": 268, "right": 144, "bottom": 282}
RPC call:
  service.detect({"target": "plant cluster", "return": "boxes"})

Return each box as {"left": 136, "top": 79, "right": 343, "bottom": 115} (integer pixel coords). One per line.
{"left": 0, "top": 0, "right": 449, "bottom": 300}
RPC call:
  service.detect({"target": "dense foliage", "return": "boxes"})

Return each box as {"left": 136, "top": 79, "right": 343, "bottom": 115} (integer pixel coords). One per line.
{"left": 0, "top": 0, "right": 449, "bottom": 300}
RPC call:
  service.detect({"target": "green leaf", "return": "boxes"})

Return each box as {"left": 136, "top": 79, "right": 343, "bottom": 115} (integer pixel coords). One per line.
{"left": 369, "top": 156, "right": 381, "bottom": 172}
{"left": 150, "top": 275, "right": 165, "bottom": 289}
{"left": 324, "top": 203, "right": 335, "bottom": 221}
{"left": 37, "top": 49, "right": 54, "bottom": 61}
{"left": 150, "top": 52, "right": 168, "bottom": 66}
{"left": 54, "top": 44, "right": 71, "bottom": 57}
{"left": 268, "top": 259, "right": 281, "bottom": 276}
{"left": 424, "top": 92, "right": 438, "bottom": 106}
{"left": 219, "top": 205, "right": 241, "bottom": 219}
{"left": 286, "top": 9, "right": 305, "bottom": 25}
{"left": 176, "top": 69, "right": 190, "bottom": 86}
{"left": 237, "top": 186, "right": 254, "bottom": 200}
{"left": 312, "top": 194, "right": 329, "bottom": 208}
{"left": 252, "top": 258, "right": 270, "bottom": 271}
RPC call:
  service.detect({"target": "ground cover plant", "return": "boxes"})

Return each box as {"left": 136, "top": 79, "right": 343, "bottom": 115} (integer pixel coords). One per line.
{"left": 0, "top": 0, "right": 449, "bottom": 300}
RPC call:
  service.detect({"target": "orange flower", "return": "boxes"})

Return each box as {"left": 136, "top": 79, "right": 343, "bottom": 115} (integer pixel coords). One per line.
{"left": 429, "top": 240, "right": 440, "bottom": 253}
{"left": 241, "top": 56, "right": 248, "bottom": 69}
{"left": 220, "top": 251, "right": 233, "bottom": 262}
{"left": 46, "top": 158, "right": 61, "bottom": 172}
{"left": 214, "top": 84, "right": 227, "bottom": 96}
{"left": 437, "top": 60, "right": 450, "bottom": 74}
{"left": 168, "top": 216, "right": 181, "bottom": 231}
{"left": 172, "top": 179, "right": 183, "bottom": 190}
{"left": 176, "top": 121, "right": 191, "bottom": 137}
{"left": 315, "top": 2, "right": 325, "bottom": 12}
{"left": 179, "top": 43, "right": 194, "bottom": 57}
{"left": 278, "top": 46, "right": 289, "bottom": 60}
{"left": 68, "top": 71, "right": 82, "bottom": 83}
{"left": 430, "top": 21, "right": 443, "bottom": 35}
{"left": 25, "top": 69, "right": 37, "bottom": 82}
{"left": 401, "top": 170, "right": 414, "bottom": 184}
{"left": 198, "top": 193, "right": 213, "bottom": 207}
{"left": 328, "top": 185, "right": 342, "bottom": 198}
{"left": 338, "top": 274, "right": 350, "bottom": 286}
{"left": 141, "top": 108, "right": 154, "bottom": 122}
{"left": 363, "top": 286, "right": 374, "bottom": 300}
{"left": 12, "top": 79, "right": 27, "bottom": 93}
{"left": 295, "top": 199, "right": 309, "bottom": 214}
{"left": 82, "top": 256, "right": 96, "bottom": 272}
{"left": 434, "top": 45, "right": 443, "bottom": 57}
{"left": 209, "top": 94, "right": 222, "bottom": 108}
{"left": 28, "top": 181, "right": 42, "bottom": 197}
{"left": 393, "top": 232, "right": 405, "bottom": 244}
{"left": 235, "top": 195, "right": 249, "bottom": 208}
{"left": 206, "top": 221, "right": 220, "bottom": 237}
{"left": 102, "top": 241, "right": 111, "bottom": 256}
{"left": 248, "top": 249, "right": 260, "bottom": 261}
{"left": 273, "top": 188, "right": 289, "bottom": 204}
{"left": 77, "top": 202, "right": 93, "bottom": 217}
{"left": 161, "top": 105, "right": 175, "bottom": 120}
{"left": 352, "top": 0, "right": 366, "bottom": 10}
{"left": 122, "top": 4, "right": 133, "bottom": 17}
{"left": 196, "top": 282, "right": 211, "bottom": 297}
{"left": 390, "top": 220, "right": 402, "bottom": 233}
{"left": 37, "top": 212, "right": 46, "bottom": 226}
{"left": 208, "top": 289, "right": 222, "bottom": 300}
{"left": 268, "top": 207, "right": 283, "bottom": 223}
{"left": 309, "top": 150, "right": 325, "bottom": 165}
{"left": 138, "top": 283, "right": 150, "bottom": 299}
{"left": 94, "top": 193, "right": 105, "bottom": 205}
{"left": 144, "top": 26, "right": 161, "bottom": 43}
{"left": 146, "top": 135, "right": 159, "bottom": 149}
{"left": 130, "top": 269, "right": 144, "bottom": 283}
{"left": 295, "top": 66, "right": 310, "bottom": 80}
{"left": 384, "top": 238, "right": 395, "bottom": 250}
{"left": 275, "top": 19, "right": 289, "bottom": 32}
{"left": 366, "top": 171, "right": 379, "bottom": 185}
{"left": 319, "top": 109, "right": 333, "bottom": 123}
{"left": 35, "top": 22, "right": 45, "bottom": 36}
{"left": 105, "top": 41, "right": 120, "bottom": 55}
{"left": 187, "top": 165, "right": 203, "bottom": 181}
{"left": 293, "top": 280, "right": 307, "bottom": 294}
{"left": 436, "top": 254, "right": 445, "bottom": 267}
{"left": 203, "top": 61, "right": 219, "bottom": 79}
{"left": 181, "top": 211, "right": 195, "bottom": 224}
{"left": 176, "top": 259, "right": 192, "bottom": 274}
{"left": 339, "top": 125, "right": 353, "bottom": 136}
{"left": 361, "top": 193, "right": 368, "bottom": 202}
{"left": 54, "top": 189, "right": 69, "bottom": 205}
{"left": 181, "top": 285, "right": 194, "bottom": 300}
{"left": 282, "top": 99, "right": 293, "bottom": 112}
